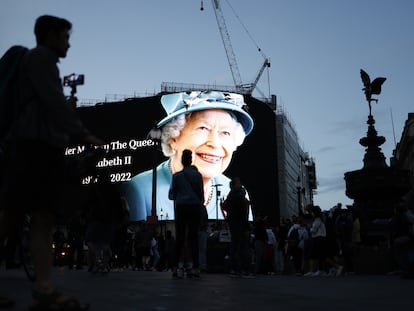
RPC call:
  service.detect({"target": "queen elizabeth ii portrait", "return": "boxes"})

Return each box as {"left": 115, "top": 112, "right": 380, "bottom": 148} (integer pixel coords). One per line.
{"left": 122, "top": 91, "right": 254, "bottom": 222}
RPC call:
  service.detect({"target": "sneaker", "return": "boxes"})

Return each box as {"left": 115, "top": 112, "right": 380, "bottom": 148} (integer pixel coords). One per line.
{"left": 242, "top": 272, "right": 256, "bottom": 279}
{"left": 101, "top": 266, "right": 110, "bottom": 274}
{"left": 336, "top": 266, "right": 344, "bottom": 277}
{"left": 229, "top": 270, "right": 240, "bottom": 277}
{"left": 328, "top": 268, "right": 337, "bottom": 276}
{"left": 303, "top": 271, "right": 313, "bottom": 277}
{"left": 312, "top": 270, "right": 322, "bottom": 276}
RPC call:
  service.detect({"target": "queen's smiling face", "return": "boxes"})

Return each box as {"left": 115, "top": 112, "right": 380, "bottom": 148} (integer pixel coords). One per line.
{"left": 170, "top": 109, "right": 240, "bottom": 182}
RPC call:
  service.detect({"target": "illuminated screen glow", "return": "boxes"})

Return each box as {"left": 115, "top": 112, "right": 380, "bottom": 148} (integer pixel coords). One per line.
{"left": 68, "top": 93, "right": 279, "bottom": 223}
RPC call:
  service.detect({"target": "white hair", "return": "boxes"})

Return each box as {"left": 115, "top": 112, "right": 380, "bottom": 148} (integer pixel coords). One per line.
{"left": 160, "top": 112, "right": 246, "bottom": 157}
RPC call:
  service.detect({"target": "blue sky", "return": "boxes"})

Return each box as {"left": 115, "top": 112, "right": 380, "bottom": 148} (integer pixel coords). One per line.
{"left": 1, "top": 0, "right": 413, "bottom": 210}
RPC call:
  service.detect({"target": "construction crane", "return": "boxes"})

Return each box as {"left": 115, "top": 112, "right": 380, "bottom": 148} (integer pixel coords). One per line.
{"left": 206, "top": 0, "right": 270, "bottom": 95}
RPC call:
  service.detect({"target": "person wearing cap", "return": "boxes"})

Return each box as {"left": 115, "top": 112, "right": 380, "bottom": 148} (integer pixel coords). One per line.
{"left": 122, "top": 91, "right": 254, "bottom": 222}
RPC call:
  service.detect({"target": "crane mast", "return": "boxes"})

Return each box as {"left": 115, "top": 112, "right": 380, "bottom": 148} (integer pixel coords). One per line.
{"left": 212, "top": 0, "right": 243, "bottom": 90}
{"left": 251, "top": 58, "right": 270, "bottom": 94}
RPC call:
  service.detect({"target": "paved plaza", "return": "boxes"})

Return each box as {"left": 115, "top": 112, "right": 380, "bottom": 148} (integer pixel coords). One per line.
{"left": 0, "top": 267, "right": 412, "bottom": 311}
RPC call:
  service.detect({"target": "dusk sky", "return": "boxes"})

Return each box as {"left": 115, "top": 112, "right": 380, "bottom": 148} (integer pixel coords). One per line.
{"left": 2, "top": 0, "right": 413, "bottom": 210}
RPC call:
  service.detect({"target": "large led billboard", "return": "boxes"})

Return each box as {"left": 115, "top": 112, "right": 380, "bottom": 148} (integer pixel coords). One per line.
{"left": 70, "top": 92, "right": 279, "bottom": 223}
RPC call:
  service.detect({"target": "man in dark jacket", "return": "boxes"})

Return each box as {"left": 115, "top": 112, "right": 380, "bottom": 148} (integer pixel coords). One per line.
{"left": 169, "top": 149, "right": 204, "bottom": 278}
{"left": 0, "top": 15, "right": 101, "bottom": 310}
{"left": 222, "top": 177, "right": 251, "bottom": 276}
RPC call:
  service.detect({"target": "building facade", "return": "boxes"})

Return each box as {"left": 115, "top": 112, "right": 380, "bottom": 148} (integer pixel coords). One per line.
{"left": 272, "top": 97, "right": 316, "bottom": 220}
{"left": 391, "top": 112, "right": 414, "bottom": 189}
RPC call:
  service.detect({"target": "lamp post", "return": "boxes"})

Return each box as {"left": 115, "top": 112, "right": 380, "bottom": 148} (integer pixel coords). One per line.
{"left": 159, "top": 208, "right": 164, "bottom": 236}
{"left": 212, "top": 184, "right": 222, "bottom": 225}
{"left": 149, "top": 126, "right": 162, "bottom": 222}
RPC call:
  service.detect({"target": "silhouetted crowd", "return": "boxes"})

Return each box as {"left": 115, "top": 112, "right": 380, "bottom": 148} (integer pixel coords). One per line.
{"left": 1, "top": 203, "right": 413, "bottom": 279}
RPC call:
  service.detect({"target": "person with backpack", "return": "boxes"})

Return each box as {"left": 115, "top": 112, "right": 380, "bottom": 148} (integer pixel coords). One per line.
{"left": 0, "top": 15, "right": 102, "bottom": 310}
{"left": 286, "top": 216, "right": 309, "bottom": 275}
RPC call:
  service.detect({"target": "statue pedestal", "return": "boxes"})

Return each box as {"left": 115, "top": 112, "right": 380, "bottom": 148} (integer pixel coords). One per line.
{"left": 345, "top": 115, "right": 410, "bottom": 220}
{"left": 344, "top": 115, "right": 410, "bottom": 274}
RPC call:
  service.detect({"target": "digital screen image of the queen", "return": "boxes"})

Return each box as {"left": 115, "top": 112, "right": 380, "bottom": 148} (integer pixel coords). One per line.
{"left": 121, "top": 91, "right": 254, "bottom": 222}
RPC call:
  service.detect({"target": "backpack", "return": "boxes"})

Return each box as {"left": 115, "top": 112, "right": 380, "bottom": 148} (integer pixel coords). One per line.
{"left": 0, "top": 45, "right": 29, "bottom": 142}
{"left": 287, "top": 227, "right": 300, "bottom": 251}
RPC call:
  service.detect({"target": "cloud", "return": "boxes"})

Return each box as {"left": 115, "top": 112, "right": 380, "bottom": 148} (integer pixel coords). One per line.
{"left": 317, "top": 175, "right": 346, "bottom": 193}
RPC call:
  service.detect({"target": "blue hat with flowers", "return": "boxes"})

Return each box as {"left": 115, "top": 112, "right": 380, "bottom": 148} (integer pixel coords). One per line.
{"left": 157, "top": 91, "right": 254, "bottom": 135}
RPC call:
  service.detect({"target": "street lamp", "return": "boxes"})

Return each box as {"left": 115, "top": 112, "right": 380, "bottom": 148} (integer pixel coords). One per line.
{"left": 148, "top": 126, "right": 162, "bottom": 222}
{"left": 212, "top": 184, "right": 222, "bottom": 225}
{"left": 159, "top": 208, "right": 164, "bottom": 236}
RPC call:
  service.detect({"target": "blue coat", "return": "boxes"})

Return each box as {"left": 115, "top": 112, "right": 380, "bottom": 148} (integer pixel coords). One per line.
{"left": 122, "top": 160, "right": 253, "bottom": 222}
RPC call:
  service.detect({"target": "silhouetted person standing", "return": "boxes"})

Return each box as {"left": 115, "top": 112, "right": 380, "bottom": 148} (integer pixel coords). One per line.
{"left": 0, "top": 15, "right": 101, "bottom": 310}
{"left": 222, "top": 177, "right": 251, "bottom": 276}
{"left": 85, "top": 169, "right": 123, "bottom": 274}
{"left": 66, "top": 209, "right": 87, "bottom": 270}
{"left": 169, "top": 149, "right": 204, "bottom": 278}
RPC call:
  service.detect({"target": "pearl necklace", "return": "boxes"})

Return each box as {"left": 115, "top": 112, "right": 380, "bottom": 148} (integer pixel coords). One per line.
{"left": 205, "top": 186, "right": 214, "bottom": 206}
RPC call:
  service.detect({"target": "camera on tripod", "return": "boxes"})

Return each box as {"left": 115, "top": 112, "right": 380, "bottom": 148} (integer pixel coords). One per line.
{"left": 63, "top": 73, "right": 84, "bottom": 87}
{"left": 63, "top": 73, "right": 85, "bottom": 97}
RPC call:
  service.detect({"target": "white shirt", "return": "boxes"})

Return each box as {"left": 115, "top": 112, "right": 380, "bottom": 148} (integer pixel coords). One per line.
{"left": 266, "top": 228, "right": 277, "bottom": 245}
{"left": 310, "top": 217, "right": 326, "bottom": 238}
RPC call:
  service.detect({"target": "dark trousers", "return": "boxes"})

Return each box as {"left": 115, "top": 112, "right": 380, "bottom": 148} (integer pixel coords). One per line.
{"left": 229, "top": 224, "right": 250, "bottom": 273}
{"left": 67, "top": 237, "right": 84, "bottom": 268}
{"left": 291, "top": 246, "right": 303, "bottom": 274}
{"left": 174, "top": 203, "right": 201, "bottom": 269}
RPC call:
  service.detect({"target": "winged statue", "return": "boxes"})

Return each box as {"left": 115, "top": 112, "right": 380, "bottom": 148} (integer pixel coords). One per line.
{"left": 360, "top": 69, "right": 386, "bottom": 115}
